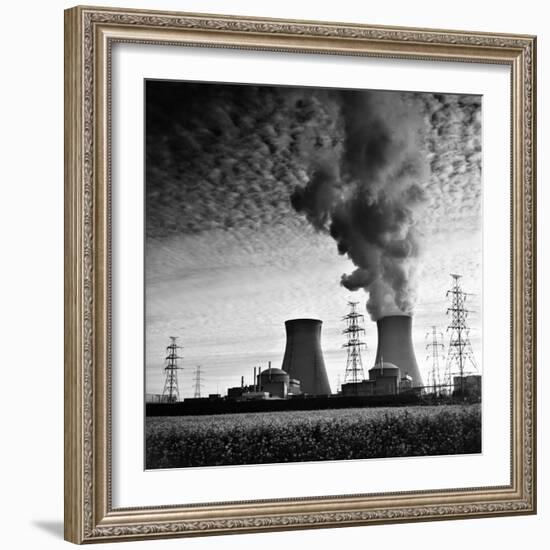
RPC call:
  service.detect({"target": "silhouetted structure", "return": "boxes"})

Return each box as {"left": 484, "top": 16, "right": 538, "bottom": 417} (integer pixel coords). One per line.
{"left": 342, "top": 302, "right": 366, "bottom": 391}
{"left": 193, "top": 365, "right": 203, "bottom": 399}
{"left": 162, "top": 336, "right": 183, "bottom": 402}
{"left": 281, "top": 319, "right": 331, "bottom": 395}
{"left": 426, "top": 326, "right": 444, "bottom": 394}
{"left": 444, "top": 274, "right": 478, "bottom": 394}
{"left": 374, "top": 315, "right": 423, "bottom": 387}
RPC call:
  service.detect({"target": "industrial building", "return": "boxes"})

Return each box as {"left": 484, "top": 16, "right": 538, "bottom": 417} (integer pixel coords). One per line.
{"left": 225, "top": 318, "right": 331, "bottom": 401}
{"left": 227, "top": 363, "right": 302, "bottom": 401}
{"left": 281, "top": 319, "right": 331, "bottom": 395}
{"left": 226, "top": 315, "right": 424, "bottom": 401}
{"left": 153, "top": 289, "right": 481, "bottom": 412}
{"left": 374, "top": 315, "right": 423, "bottom": 387}
{"left": 145, "top": 393, "right": 171, "bottom": 403}
{"left": 341, "top": 361, "right": 417, "bottom": 397}
{"left": 259, "top": 366, "right": 301, "bottom": 398}
{"left": 452, "top": 374, "right": 482, "bottom": 398}
{"left": 338, "top": 312, "right": 423, "bottom": 397}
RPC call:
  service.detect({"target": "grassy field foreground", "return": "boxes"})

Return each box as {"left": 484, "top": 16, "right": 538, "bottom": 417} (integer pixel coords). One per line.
{"left": 146, "top": 404, "right": 481, "bottom": 469}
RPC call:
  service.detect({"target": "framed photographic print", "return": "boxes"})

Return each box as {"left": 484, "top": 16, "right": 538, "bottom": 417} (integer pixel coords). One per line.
{"left": 64, "top": 5, "right": 537, "bottom": 544}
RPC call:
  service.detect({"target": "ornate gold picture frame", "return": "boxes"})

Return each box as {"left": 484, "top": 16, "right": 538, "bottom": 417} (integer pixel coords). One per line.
{"left": 64, "top": 5, "right": 536, "bottom": 544}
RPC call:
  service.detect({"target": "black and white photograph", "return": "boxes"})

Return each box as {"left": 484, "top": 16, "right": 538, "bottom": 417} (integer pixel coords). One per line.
{"left": 144, "top": 80, "right": 483, "bottom": 469}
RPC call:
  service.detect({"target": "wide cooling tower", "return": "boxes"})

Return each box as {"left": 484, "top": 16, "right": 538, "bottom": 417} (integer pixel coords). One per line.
{"left": 281, "top": 319, "right": 331, "bottom": 396}
{"left": 374, "top": 315, "right": 423, "bottom": 387}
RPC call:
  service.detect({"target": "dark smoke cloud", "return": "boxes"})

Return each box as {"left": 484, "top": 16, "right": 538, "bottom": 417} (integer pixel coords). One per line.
{"left": 146, "top": 81, "right": 481, "bottom": 321}
{"left": 291, "top": 91, "right": 429, "bottom": 320}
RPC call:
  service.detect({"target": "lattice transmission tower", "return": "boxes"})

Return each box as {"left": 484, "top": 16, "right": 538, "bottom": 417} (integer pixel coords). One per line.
{"left": 193, "top": 365, "right": 204, "bottom": 398}
{"left": 444, "top": 274, "right": 478, "bottom": 394}
{"left": 162, "top": 336, "right": 183, "bottom": 402}
{"left": 342, "top": 301, "right": 366, "bottom": 388}
{"left": 426, "top": 326, "right": 444, "bottom": 395}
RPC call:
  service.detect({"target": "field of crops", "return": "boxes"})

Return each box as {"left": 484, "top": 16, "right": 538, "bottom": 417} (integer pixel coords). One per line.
{"left": 146, "top": 404, "right": 481, "bottom": 469}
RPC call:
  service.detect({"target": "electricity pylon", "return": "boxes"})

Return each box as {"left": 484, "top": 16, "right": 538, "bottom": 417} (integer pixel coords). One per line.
{"left": 444, "top": 274, "right": 478, "bottom": 395}
{"left": 162, "top": 336, "right": 183, "bottom": 402}
{"left": 342, "top": 301, "right": 366, "bottom": 391}
{"left": 193, "top": 365, "right": 204, "bottom": 399}
{"left": 426, "top": 326, "right": 444, "bottom": 395}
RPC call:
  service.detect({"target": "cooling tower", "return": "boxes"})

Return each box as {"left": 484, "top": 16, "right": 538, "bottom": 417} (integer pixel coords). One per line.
{"left": 374, "top": 315, "right": 423, "bottom": 387}
{"left": 281, "top": 319, "right": 331, "bottom": 395}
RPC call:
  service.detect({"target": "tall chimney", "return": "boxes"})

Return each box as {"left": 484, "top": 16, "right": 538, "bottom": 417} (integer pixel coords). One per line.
{"left": 374, "top": 315, "right": 423, "bottom": 387}
{"left": 281, "top": 319, "right": 331, "bottom": 395}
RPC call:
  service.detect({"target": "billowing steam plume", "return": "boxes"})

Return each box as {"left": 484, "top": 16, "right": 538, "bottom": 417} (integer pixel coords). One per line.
{"left": 291, "top": 91, "right": 428, "bottom": 320}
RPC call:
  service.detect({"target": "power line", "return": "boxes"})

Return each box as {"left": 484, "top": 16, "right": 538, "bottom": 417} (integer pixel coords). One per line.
{"left": 444, "top": 274, "right": 478, "bottom": 395}
{"left": 342, "top": 301, "right": 366, "bottom": 391}
{"left": 193, "top": 365, "right": 204, "bottom": 399}
{"left": 426, "top": 326, "right": 444, "bottom": 395}
{"left": 162, "top": 336, "right": 183, "bottom": 402}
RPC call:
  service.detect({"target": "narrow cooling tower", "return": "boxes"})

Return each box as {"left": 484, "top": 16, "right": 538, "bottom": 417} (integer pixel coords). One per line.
{"left": 281, "top": 319, "right": 331, "bottom": 395}
{"left": 374, "top": 315, "right": 423, "bottom": 387}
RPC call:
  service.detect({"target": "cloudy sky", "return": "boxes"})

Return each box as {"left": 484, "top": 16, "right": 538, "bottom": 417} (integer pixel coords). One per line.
{"left": 145, "top": 80, "right": 482, "bottom": 397}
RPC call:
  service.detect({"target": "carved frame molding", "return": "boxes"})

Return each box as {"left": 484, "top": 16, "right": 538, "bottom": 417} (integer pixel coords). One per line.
{"left": 64, "top": 6, "right": 536, "bottom": 544}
